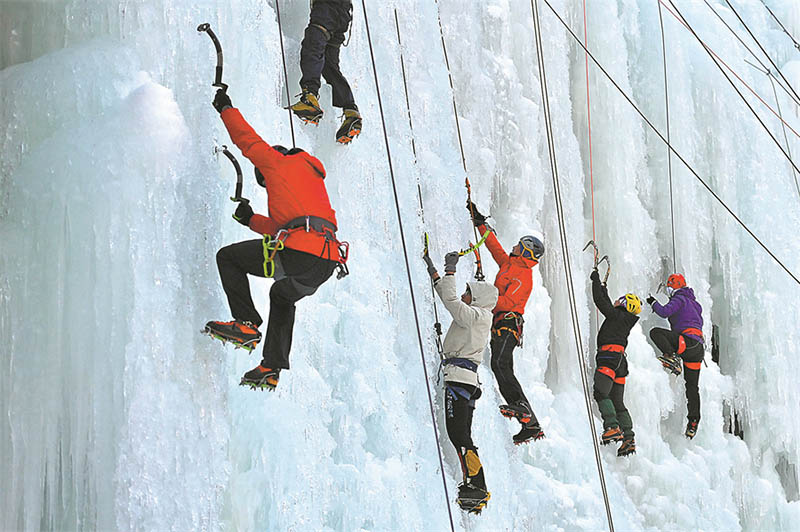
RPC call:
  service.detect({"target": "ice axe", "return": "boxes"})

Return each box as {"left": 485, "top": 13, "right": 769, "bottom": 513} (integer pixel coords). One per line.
{"left": 464, "top": 178, "right": 486, "bottom": 281}
{"left": 583, "top": 240, "right": 611, "bottom": 284}
{"left": 214, "top": 145, "right": 247, "bottom": 204}
{"left": 197, "top": 23, "right": 228, "bottom": 91}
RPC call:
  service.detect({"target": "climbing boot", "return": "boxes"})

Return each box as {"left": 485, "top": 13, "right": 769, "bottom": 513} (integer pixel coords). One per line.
{"left": 601, "top": 426, "right": 624, "bottom": 445}
{"left": 240, "top": 365, "right": 280, "bottom": 390}
{"left": 204, "top": 319, "right": 261, "bottom": 351}
{"left": 335, "top": 108, "right": 362, "bottom": 144}
{"left": 499, "top": 401, "right": 533, "bottom": 425}
{"left": 658, "top": 353, "right": 682, "bottom": 375}
{"left": 513, "top": 422, "right": 545, "bottom": 445}
{"left": 685, "top": 419, "right": 699, "bottom": 439}
{"left": 456, "top": 483, "right": 490, "bottom": 515}
{"left": 617, "top": 437, "right": 636, "bottom": 457}
{"left": 288, "top": 89, "right": 323, "bottom": 124}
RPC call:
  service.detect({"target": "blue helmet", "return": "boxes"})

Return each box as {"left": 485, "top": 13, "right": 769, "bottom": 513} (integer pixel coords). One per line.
{"left": 519, "top": 234, "right": 544, "bottom": 260}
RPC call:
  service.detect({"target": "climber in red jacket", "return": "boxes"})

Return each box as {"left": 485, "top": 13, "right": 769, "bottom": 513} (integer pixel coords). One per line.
{"left": 204, "top": 89, "right": 347, "bottom": 390}
{"left": 467, "top": 201, "right": 545, "bottom": 445}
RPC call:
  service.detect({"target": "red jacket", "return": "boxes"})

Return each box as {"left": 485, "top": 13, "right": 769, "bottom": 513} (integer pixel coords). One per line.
{"left": 479, "top": 224, "right": 538, "bottom": 315}
{"left": 221, "top": 108, "right": 338, "bottom": 259}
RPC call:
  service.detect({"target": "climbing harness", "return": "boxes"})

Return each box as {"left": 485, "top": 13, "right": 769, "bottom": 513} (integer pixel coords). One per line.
{"left": 529, "top": 1, "right": 615, "bottom": 531}
{"left": 263, "top": 215, "right": 350, "bottom": 280}
{"left": 361, "top": 2, "right": 455, "bottom": 530}
{"left": 196, "top": 23, "right": 228, "bottom": 91}
{"left": 274, "top": 0, "right": 297, "bottom": 148}
{"left": 542, "top": 0, "right": 800, "bottom": 286}
{"left": 493, "top": 312, "right": 524, "bottom": 346}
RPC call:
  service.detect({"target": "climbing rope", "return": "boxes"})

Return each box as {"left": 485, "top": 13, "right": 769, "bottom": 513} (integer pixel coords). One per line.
{"left": 760, "top": 0, "right": 800, "bottom": 52}
{"left": 274, "top": 0, "right": 297, "bottom": 148}
{"left": 659, "top": 0, "right": 800, "bottom": 161}
{"left": 702, "top": 0, "right": 800, "bottom": 108}
{"left": 360, "top": 2, "right": 455, "bottom": 530}
{"left": 656, "top": 0, "right": 678, "bottom": 273}
{"left": 394, "top": 8, "right": 445, "bottom": 357}
{"left": 722, "top": 0, "right": 800, "bottom": 107}
{"left": 434, "top": 0, "right": 486, "bottom": 281}
{"left": 530, "top": 2, "right": 615, "bottom": 531}
{"left": 541, "top": 0, "right": 800, "bottom": 287}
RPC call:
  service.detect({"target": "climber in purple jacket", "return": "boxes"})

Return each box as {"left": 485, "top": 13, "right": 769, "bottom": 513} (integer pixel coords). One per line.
{"left": 646, "top": 274, "right": 704, "bottom": 439}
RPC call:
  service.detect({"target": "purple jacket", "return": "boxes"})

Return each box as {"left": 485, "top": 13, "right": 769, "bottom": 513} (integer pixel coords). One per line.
{"left": 652, "top": 287, "right": 704, "bottom": 342}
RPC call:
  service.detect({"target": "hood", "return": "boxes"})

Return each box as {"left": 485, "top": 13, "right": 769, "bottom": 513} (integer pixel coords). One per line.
{"left": 674, "top": 286, "right": 696, "bottom": 301}
{"left": 467, "top": 281, "right": 499, "bottom": 310}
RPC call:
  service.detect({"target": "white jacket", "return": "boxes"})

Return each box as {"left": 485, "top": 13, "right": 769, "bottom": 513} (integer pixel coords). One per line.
{"left": 434, "top": 274, "right": 499, "bottom": 388}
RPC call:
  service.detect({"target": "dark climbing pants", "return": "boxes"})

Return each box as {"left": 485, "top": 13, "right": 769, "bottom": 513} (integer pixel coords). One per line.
{"left": 444, "top": 382, "right": 486, "bottom": 490}
{"left": 593, "top": 351, "right": 634, "bottom": 438}
{"left": 490, "top": 326, "right": 537, "bottom": 424}
{"left": 299, "top": 1, "right": 357, "bottom": 110}
{"left": 650, "top": 327, "right": 703, "bottom": 421}
{"left": 216, "top": 240, "right": 337, "bottom": 369}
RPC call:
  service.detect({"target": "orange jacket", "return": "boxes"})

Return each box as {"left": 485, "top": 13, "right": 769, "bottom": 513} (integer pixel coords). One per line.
{"left": 479, "top": 223, "right": 538, "bottom": 315}
{"left": 221, "top": 108, "right": 339, "bottom": 259}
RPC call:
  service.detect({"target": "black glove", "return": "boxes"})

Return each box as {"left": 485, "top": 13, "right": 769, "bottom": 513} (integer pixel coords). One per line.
{"left": 422, "top": 253, "right": 437, "bottom": 277}
{"left": 646, "top": 295, "right": 656, "bottom": 305}
{"left": 466, "top": 200, "right": 487, "bottom": 227}
{"left": 590, "top": 269, "right": 600, "bottom": 282}
{"left": 212, "top": 89, "right": 232, "bottom": 113}
{"left": 444, "top": 252, "right": 460, "bottom": 274}
{"left": 232, "top": 199, "right": 253, "bottom": 226}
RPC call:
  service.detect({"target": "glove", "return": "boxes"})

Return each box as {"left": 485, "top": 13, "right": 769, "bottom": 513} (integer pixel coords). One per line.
{"left": 422, "top": 253, "right": 438, "bottom": 277}
{"left": 232, "top": 199, "right": 253, "bottom": 226}
{"left": 646, "top": 295, "right": 656, "bottom": 305}
{"left": 212, "top": 89, "right": 232, "bottom": 113}
{"left": 466, "top": 200, "right": 487, "bottom": 227}
{"left": 590, "top": 269, "right": 600, "bottom": 282}
{"left": 444, "top": 252, "right": 460, "bottom": 274}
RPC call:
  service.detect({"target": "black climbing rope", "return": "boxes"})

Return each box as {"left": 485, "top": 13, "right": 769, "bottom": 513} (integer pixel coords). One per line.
{"left": 360, "top": 2, "right": 455, "bottom": 530}
{"left": 657, "top": 0, "right": 678, "bottom": 273}
{"left": 529, "top": 1, "right": 615, "bottom": 531}
{"left": 541, "top": 0, "right": 800, "bottom": 286}
{"left": 275, "top": 0, "right": 297, "bottom": 148}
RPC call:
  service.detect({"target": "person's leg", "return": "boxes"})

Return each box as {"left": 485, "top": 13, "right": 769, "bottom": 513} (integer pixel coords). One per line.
{"left": 490, "top": 330, "right": 530, "bottom": 409}
{"left": 215, "top": 239, "right": 267, "bottom": 325}
{"left": 260, "top": 250, "right": 337, "bottom": 369}
{"left": 610, "top": 383, "right": 634, "bottom": 439}
{"left": 299, "top": 3, "right": 337, "bottom": 95}
{"left": 445, "top": 384, "right": 485, "bottom": 490}
{"left": 682, "top": 340, "right": 703, "bottom": 422}
{"left": 593, "top": 364, "right": 618, "bottom": 430}
{"left": 649, "top": 327, "right": 681, "bottom": 355}
{"left": 321, "top": 34, "right": 357, "bottom": 110}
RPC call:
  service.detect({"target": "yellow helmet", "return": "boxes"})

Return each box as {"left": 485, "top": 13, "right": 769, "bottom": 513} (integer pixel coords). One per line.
{"left": 616, "top": 293, "right": 642, "bottom": 315}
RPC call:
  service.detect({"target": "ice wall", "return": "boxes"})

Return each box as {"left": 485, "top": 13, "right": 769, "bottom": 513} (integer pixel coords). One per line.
{"left": 2, "top": 0, "right": 800, "bottom": 530}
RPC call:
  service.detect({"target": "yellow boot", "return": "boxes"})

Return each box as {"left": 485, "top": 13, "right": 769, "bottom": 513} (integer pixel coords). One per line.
{"left": 288, "top": 89, "right": 323, "bottom": 124}
{"left": 336, "top": 108, "right": 362, "bottom": 144}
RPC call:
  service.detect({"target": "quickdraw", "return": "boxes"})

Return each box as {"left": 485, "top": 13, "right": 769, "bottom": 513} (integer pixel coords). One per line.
{"left": 262, "top": 230, "right": 288, "bottom": 278}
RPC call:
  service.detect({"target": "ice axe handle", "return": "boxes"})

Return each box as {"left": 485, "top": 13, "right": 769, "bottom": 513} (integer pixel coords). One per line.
{"left": 197, "top": 23, "right": 228, "bottom": 91}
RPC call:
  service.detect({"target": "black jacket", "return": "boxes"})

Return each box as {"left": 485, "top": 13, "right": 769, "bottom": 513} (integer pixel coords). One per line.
{"left": 591, "top": 272, "right": 639, "bottom": 349}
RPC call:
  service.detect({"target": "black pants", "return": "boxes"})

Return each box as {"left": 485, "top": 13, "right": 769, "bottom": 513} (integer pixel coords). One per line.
{"left": 216, "top": 239, "right": 337, "bottom": 369}
{"left": 490, "top": 326, "right": 536, "bottom": 423}
{"left": 444, "top": 382, "right": 486, "bottom": 490}
{"left": 593, "top": 351, "right": 634, "bottom": 438}
{"left": 650, "top": 327, "right": 703, "bottom": 421}
{"left": 299, "top": 1, "right": 357, "bottom": 110}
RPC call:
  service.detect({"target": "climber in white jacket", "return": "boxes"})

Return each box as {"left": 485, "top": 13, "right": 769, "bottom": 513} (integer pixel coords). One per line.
{"left": 423, "top": 248, "right": 498, "bottom": 514}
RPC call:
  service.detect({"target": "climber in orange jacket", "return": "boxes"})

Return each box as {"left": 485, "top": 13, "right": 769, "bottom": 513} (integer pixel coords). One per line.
{"left": 204, "top": 88, "right": 346, "bottom": 390}
{"left": 467, "top": 201, "right": 545, "bottom": 445}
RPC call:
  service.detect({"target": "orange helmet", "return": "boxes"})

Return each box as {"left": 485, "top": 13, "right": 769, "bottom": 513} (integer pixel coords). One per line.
{"left": 667, "top": 274, "right": 686, "bottom": 290}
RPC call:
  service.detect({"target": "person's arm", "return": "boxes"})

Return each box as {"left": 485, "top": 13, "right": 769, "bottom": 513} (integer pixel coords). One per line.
{"left": 652, "top": 295, "right": 683, "bottom": 318}
{"left": 478, "top": 223, "right": 509, "bottom": 267}
{"left": 591, "top": 270, "right": 614, "bottom": 317}
{"left": 248, "top": 214, "right": 279, "bottom": 235}
{"left": 220, "top": 108, "right": 283, "bottom": 174}
{"left": 434, "top": 274, "right": 481, "bottom": 328}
